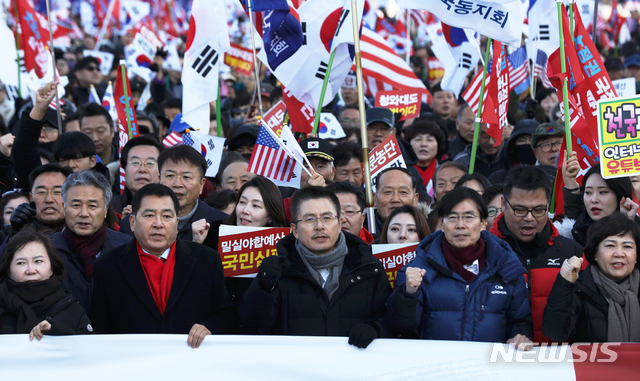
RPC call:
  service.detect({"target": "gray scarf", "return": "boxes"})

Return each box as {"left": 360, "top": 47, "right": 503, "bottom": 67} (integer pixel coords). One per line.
{"left": 295, "top": 232, "right": 349, "bottom": 301}
{"left": 590, "top": 265, "right": 640, "bottom": 342}
{"left": 178, "top": 200, "right": 199, "bottom": 230}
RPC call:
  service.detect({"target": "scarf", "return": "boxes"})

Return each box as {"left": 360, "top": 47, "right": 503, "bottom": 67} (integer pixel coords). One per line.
{"left": 178, "top": 200, "right": 199, "bottom": 230}
{"left": 295, "top": 232, "right": 349, "bottom": 301}
{"left": 0, "top": 277, "right": 65, "bottom": 333}
{"left": 414, "top": 160, "right": 437, "bottom": 187}
{"left": 590, "top": 265, "right": 640, "bottom": 342}
{"left": 441, "top": 237, "right": 487, "bottom": 284}
{"left": 137, "top": 241, "right": 177, "bottom": 315}
{"left": 64, "top": 222, "right": 107, "bottom": 281}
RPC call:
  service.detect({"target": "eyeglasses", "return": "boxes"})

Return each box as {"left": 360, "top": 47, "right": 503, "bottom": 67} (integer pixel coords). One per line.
{"left": 487, "top": 207, "right": 503, "bottom": 217}
{"left": 42, "top": 126, "right": 58, "bottom": 133}
{"left": 367, "top": 124, "right": 393, "bottom": 133}
{"left": 340, "top": 118, "right": 360, "bottom": 125}
{"left": 85, "top": 66, "right": 100, "bottom": 72}
{"left": 33, "top": 189, "right": 62, "bottom": 198}
{"left": 128, "top": 160, "right": 158, "bottom": 169}
{"left": 442, "top": 213, "right": 479, "bottom": 224}
{"left": 504, "top": 198, "right": 548, "bottom": 218}
{"left": 295, "top": 214, "right": 339, "bottom": 227}
{"left": 341, "top": 209, "right": 362, "bottom": 218}
{"left": 536, "top": 141, "right": 563, "bottom": 152}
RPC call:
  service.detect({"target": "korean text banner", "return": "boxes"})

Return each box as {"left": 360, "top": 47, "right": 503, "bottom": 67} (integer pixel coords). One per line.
{"left": 218, "top": 225, "right": 290, "bottom": 277}
{"left": 597, "top": 95, "right": 640, "bottom": 179}
{"left": 398, "top": 0, "right": 526, "bottom": 46}
{"left": 2, "top": 335, "right": 639, "bottom": 380}
{"left": 375, "top": 90, "right": 424, "bottom": 121}
{"left": 369, "top": 134, "right": 407, "bottom": 192}
{"left": 372, "top": 243, "right": 418, "bottom": 288}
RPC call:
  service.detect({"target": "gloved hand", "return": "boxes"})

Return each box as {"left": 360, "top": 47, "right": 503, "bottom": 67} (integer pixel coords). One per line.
{"left": 348, "top": 323, "right": 378, "bottom": 349}
{"left": 524, "top": 98, "right": 539, "bottom": 119}
{"left": 258, "top": 256, "right": 286, "bottom": 291}
{"left": 10, "top": 201, "right": 36, "bottom": 234}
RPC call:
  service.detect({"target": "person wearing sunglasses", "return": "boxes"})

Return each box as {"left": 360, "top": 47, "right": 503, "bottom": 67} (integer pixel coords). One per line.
{"left": 488, "top": 166, "right": 585, "bottom": 344}
{"left": 72, "top": 57, "right": 106, "bottom": 106}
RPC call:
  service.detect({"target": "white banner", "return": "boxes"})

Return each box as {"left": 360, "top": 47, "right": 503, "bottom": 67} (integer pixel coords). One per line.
{"left": 0, "top": 335, "right": 584, "bottom": 380}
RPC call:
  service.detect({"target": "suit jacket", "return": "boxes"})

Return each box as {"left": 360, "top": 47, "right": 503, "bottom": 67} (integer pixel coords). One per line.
{"left": 119, "top": 200, "right": 228, "bottom": 251}
{"left": 90, "top": 238, "right": 238, "bottom": 334}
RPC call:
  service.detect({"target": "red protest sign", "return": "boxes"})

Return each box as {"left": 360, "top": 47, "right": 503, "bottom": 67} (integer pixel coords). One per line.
{"left": 224, "top": 43, "right": 254, "bottom": 76}
{"left": 218, "top": 225, "right": 291, "bottom": 277}
{"left": 375, "top": 90, "right": 423, "bottom": 121}
{"left": 427, "top": 57, "right": 444, "bottom": 82}
{"left": 372, "top": 243, "right": 418, "bottom": 289}
{"left": 263, "top": 100, "right": 287, "bottom": 136}
{"left": 369, "top": 134, "right": 407, "bottom": 191}
{"left": 486, "top": 41, "right": 509, "bottom": 146}
{"left": 282, "top": 85, "right": 315, "bottom": 134}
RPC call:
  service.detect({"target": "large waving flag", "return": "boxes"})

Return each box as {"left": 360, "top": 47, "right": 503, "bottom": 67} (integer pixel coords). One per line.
{"left": 249, "top": 124, "right": 296, "bottom": 182}
{"left": 528, "top": 0, "right": 558, "bottom": 58}
{"left": 439, "top": 23, "right": 479, "bottom": 97}
{"left": 181, "top": 0, "right": 230, "bottom": 131}
{"left": 182, "top": 131, "right": 225, "bottom": 177}
{"left": 507, "top": 45, "right": 529, "bottom": 95}
{"left": 13, "top": 0, "right": 50, "bottom": 78}
{"left": 399, "top": 0, "right": 525, "bottom": 45}
{"left": 357, "top": 27, "right": 430, "bottom": 103}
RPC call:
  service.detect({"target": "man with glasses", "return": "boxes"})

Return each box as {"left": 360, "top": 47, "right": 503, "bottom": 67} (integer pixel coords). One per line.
{"left": 327, "top": 182, "right": 373, "bottom": 244}
{"left": 531, "top": 122, "right": 565, "bottom": 167}
{"left": 489, "top": 166, "right": 584, "bottom": 343}
{"left": 110, "top": 135, "right": 164, "bottom": 215}
{"left": 239, "top": 186, "right": 391, "bottom": 348}
{"left": 73, "top": 57, "right": 106, "bottom": 106}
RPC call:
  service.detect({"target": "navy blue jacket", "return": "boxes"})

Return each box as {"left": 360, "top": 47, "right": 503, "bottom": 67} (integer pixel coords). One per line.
{"left": 51, "top": 228, "right": 133, "bottom": 313}
{"left": 386, "top": 231, "right": 533, "bottom": 342}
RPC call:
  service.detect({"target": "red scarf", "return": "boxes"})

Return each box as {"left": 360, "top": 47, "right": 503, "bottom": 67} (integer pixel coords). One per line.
{"left": 358, "top": 227, "right": 374, "bottom": 244}
{"left": 441, "top": 237, "right": 487, "bottom": 284}
{"left": 64, "top": 223, "right": 107, "bottom": 281}
{"left": 413, "top": 160, "right": 437, "bottom": 187}
{"left": 137, "top": 241, "right": 177, "bottom": 315}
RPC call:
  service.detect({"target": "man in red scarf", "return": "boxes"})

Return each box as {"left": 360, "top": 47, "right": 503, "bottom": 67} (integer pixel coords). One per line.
{"left": 90, "top": 183, "right": 237, "bottom": 348}
{"left": 50, "top": 170, "right": 132, "bottom": 313}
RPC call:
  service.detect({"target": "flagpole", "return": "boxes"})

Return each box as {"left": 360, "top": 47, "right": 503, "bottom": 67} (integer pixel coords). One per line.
{"left": 216, "top": 83, "right": 222, "bottom": 137}
{"left": 405, "top": 9, "right": 411, "bottom": 65}
{"left": 120, "top": 61, "right": 134, "bottom": 140}
{"left": 45, "top": 0, "right": 63, "bottom": 134}
{"left": 592, "top": 0, "right": 599, "bottom": 43}
{"left": 557, "top": 1, "right": 573, "bottom": 155}
{"left": 350, "top": 0, "right": 375, "bottom": 235}
{"left": 258, "top": 116, "right": 313, "bottom": 177}
{"left": 13, "top": 0, "right": 22, "bottom": 98}
{"left": 569, "top": 0, "right": 575, "bottom": 42}
{"left": 96, "top": 0, "right": 118, "bottom": 49}
{"left": 311, "top": 50, "right": 337, "bottom": 135}
{"left": 246, "top": 0, "right": 264, "bottom": 117}
{"left": 469, "top": 37, "right": 492, "bottom": 175}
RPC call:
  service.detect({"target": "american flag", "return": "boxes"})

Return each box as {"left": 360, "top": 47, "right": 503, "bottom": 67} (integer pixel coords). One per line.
{"left": 248, "top": 126, "right": 295, "bottom": 182}
{"left": 355, "top": 27, "right": 430, "bottom": 103}
{"left": 506, "top": 46, "right": 529, "bottom": 94}
{"left": 409, "top": 9, "right": 427, "bottom": 27}
{"left": 462, "top": 69, "right": 491, "bottom": 115}
{"left": 163, "top": 131, "right": 183, "bottom": 147}
{"left": 533, "top": 49, "right": 553, "bottom": 89}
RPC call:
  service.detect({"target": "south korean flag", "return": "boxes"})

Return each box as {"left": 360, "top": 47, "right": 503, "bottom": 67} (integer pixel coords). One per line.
{"left": 181, "top": 0, "right": 230, "bottom": 131}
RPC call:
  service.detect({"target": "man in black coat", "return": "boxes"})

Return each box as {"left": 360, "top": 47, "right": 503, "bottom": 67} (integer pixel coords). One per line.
{"left": 239, "top": 187, "right": 392, "bottom": 348}
{"left": 119, "top": 144, "right": 227, "bottom": 251}
{"left": 90, "top": 184, "right": 237, "bottom": 348}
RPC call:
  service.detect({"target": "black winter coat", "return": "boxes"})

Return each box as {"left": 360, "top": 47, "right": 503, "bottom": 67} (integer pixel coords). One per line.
{"left": 0, "top": 292, "right": 93, "bottom": 335}
{"left": 543, "top": 265, "right": 640, "bottom": 343}
{"left": 239, "top": 232, "right": 392, "bottom": 337}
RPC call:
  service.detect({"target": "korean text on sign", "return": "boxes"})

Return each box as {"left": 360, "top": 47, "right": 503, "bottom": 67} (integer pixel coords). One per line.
{"left": 375, "top": 90, "right": 423, "bottom": 121}
{"left": 372, "top": 243, "right": 418, "bottom": 289}
{"left": 597, "top": 95, "right": 640, "bottom": 179}
{"left": 369, "top": 135, "right": 407, "bottom": 191}
{"left": 218, "top": 225, "right": 291, "bottom": 277}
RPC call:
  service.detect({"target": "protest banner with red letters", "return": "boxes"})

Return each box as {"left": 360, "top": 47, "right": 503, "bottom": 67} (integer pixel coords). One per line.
{"left": 262, "top": 100, "right": 287, "bottom": 134}
{"left": 218, "top": 225, "right": 291, "bottom": 277}
{"left": 486, "top": 40, "right": 509, "bottom": 146}
{"left": 372, "top": 243, "right": 418, "bottom": 289}
{"left": 426, "top": 57, "right": 445, "bottom": 82}
{"left": 224, "top": 43, "right": 254, "bottom": 76}
{"left": 375, "top": 90, "right": 424, "bottom": 121}
{"left": 282, "top": 85, "right": 314, "bottom": 134}
{"left": 369, "top": 134, "right": 407, "bottom": 192}
{"left": 597, "top": 95, "right": 640, "bottom": 179}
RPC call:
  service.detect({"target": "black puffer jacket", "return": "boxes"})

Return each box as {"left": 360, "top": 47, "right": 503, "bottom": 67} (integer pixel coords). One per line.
{"left": 239, "top": 232, "right": 392, "bottom": 337}
{"left": 543, "top": 265, "right": 640, "bottom": 343}
{"left": 0, "top": 292, "right": 93, "bottom": 335}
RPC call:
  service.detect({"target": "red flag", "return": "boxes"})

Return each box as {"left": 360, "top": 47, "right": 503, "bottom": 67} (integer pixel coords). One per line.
{"left": 282, "top": 85, "right": 315, "bottom": 134}
{"left": 485, "top": 40, "right": 509, "bottom": 146}
{"left": 115, "top": 64, "right": 139, "bottom": 192}
{"left": 13, "top": 0, "right": 50, "bottom": 78}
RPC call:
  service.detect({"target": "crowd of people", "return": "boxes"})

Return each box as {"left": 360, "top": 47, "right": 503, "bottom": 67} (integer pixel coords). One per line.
{"left": 0, "top": 4, "right": 638, "bottom": 353}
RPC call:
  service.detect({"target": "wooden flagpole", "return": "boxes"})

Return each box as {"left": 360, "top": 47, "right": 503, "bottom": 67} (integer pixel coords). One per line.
{"left": 469, "top": 38, "right": 492, "bottom": 174}
{"left": 405, "top": 9, "right": 411, "bottom": 65}
{"left": 350, "top": 0, "right": 375, "bottom": 234}
{"left": 246, "top": 0, "right": 264, "bottom": 117}
{"left": 592, "top": 0, "right": 599, "bottom": 44}
{"left": 557, "top": 0, "right": 573, "bottom": 154}
{"left": 13, "top": 0, "right": 22, "bottom": 98}
{"left": 45, "top": 0, "right": 63, "bottom": 134}
{"left": 312, "top": 50, "right": 336, "bottom": 135}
